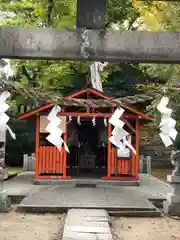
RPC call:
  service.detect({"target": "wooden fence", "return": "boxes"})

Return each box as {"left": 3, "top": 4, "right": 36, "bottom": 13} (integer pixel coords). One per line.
{"left": 38, "top": 146, "right": 64, "bottom": 175}
{"left": 110, "top": 148, "right": 137, "bottom": 176}
{"left": 23, "top": 152, "right": 152, "bottom": 175}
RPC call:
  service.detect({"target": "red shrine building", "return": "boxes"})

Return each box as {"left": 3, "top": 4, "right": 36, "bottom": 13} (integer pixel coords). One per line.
{"left": 17, "top": 88, "right": 152, "bottom": 183}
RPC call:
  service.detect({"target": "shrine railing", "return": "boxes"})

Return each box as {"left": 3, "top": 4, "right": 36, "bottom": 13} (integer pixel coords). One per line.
{"left": 38, "top": 146, "right": 64, "bottom": 176}
{"left": 110, "top": 147, "right": 137, "bottom": 177}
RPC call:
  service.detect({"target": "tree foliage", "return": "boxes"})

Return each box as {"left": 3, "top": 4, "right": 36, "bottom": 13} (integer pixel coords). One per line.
{"left": 133, "top": 1, "right": 180, "bottom": 147}
{"left": 0, "top": 0, "right": 89, "bottom": 108}
{"left": 132, "top": 1, "right": 180, "bottom": 88}
{"left": 0, "top": 0, "right": 150, "bottom": 113}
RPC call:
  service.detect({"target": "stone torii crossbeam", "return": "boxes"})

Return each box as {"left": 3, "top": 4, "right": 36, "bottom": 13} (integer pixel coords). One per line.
{"left": 1, "top": 28, "right": 180, "bottom": 63}
{"left": 0, "top": 0, "right": 180, "bottom": 63}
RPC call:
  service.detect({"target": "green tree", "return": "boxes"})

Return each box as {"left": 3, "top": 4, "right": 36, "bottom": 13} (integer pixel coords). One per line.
{"left": 0, "top": 0, "right": 88, "bottom": 107}
{"left": 0, "top": 0, "right": 151, "bottom": 113}
{"left": 132, "top": 1, "right": 180, "bottom": 92}
{"left": 133, "top": 1, "right": 180, "bottom": 148}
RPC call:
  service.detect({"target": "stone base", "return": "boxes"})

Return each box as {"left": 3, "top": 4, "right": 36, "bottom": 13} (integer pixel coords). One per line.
{"left": 167, "top": 193, "right": 180, "bottom": 204}
{"left": 164, "top": 174, "right": 180, "bottom": 216}
{"left": 33, "top": 178, "right": 140, "bottom": 186}
{"left": 163, "top": 200, "right": 180, "bottom": 216}
{"left": 2, "top": 169, "right": 8, "bottom": 180}
{"left": 0, "top": 190, "right": 11, "bottom": 212}
{"left": 167, "top": 175, "right": 180, "bottom": 183}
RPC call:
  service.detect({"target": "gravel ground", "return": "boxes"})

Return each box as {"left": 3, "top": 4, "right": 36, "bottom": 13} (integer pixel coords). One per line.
{"left": 111, "top": 216, "right": 180, "bottom": 240}
{"left": 0, "top": 206, "right": 66, "bottom": 240}
{"left": 151, "top": 169, "right": 172, "bottom": 182}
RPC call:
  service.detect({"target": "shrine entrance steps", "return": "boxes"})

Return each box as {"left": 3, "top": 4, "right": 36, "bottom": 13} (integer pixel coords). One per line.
{"left": 33, "top": 178, "right": 140, "bottom": 187}
{"left": 17, "top": 185, "right": 161, "bottom": 217}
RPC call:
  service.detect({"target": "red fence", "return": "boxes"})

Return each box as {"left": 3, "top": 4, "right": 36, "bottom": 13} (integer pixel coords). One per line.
{"left": 110, "top": 147, "right": 137, "bottom": 176}
{"left": 37, "top": 145, "right": 138, "bottom": 180}
{"left": 38, "top": 146, "right": 64, "bottom": 175}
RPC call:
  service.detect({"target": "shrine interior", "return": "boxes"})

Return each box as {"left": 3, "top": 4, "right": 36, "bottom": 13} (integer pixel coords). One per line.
{"left": 66, "top": 117, "right": 108, "bottom": 178}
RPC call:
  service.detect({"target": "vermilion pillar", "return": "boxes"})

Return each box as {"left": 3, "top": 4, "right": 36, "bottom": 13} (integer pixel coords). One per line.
{"left": 35, "top": 114, "right": 40, "bottom": 177}
{"left": 63, "top": 132, "right": 67, "bottom": 178}
{"left": 135, "top": 118, "right": 140, "bottom": 178}
{"left": 107, "top": 121, "right": 112, "bottom": 178}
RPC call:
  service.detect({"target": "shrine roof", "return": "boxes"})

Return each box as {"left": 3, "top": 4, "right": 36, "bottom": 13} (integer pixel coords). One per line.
{"left": 66, "top": 87, "right": 110, "bottom": 99}
{"left": 17, "top": 88, "right": 153, "bottom": 121}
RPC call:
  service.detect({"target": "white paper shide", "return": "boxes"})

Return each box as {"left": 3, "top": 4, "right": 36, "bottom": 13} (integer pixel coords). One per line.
{"left": 0, "top": 91, "right": 15, "bottom": 139}
{"left": 0, "top": 59, "right": 15, "bottom": 139}
{"left": 45, "top": 105, "right": 69, "bottom": 153}
{"left": 157, "top": 96, "right": 178, "bottom": 147}
{"left": 109, "top": 107, "right": 136, "bottom": 155}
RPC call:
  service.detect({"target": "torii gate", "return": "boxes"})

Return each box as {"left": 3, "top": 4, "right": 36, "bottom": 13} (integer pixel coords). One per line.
{"left": 0, "top": 0, "right": 179, "bottom": 174}
{"left": 0, "top": 0, "right": 180, "bottom": 215}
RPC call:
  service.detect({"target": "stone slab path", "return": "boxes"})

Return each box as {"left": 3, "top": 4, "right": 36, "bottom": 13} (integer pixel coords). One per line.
{"left": 62, "top": 209, "right": 112, "bottom": 240}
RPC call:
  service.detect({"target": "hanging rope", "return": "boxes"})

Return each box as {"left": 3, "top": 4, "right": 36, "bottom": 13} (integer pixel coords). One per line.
{"left": 80, "top": 29, "right": 90, "bottom": 59}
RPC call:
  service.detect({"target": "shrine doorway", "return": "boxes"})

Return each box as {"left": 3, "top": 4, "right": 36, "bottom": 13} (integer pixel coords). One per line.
{"left": 66, "top": 117, "right": 108, "bottom": 178}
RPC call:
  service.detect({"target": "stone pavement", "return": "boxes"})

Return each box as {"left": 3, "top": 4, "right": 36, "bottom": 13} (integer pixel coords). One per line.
{"left": 5, "top": 172, "right": 41, "bottom": 196}
{"left": 62, "top": 209, "right": 112, "bottom": 240}
{"left": 138, "top": 174, "right": 172, "bottom": 200}
{"left": 4, "top": 172, "right": 172, "bottom": 215}
{"left": 5, "top": 172, "right": 172, "bottom": 202}
{"left": 17, "top": 185, "right": 157, "bottom": 213}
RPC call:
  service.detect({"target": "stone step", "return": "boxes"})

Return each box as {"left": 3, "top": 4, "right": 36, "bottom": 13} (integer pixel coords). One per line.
{"left": 108, "top": 209, "right": 162, "bottom": 217}
{"left": 63, "top": 232, "right": 112, "bottom": 240}
{"left": 17, "top": 186, "right": 157, "bottom": 214}
{"left": 64, "top": 225, "right": 111, "bottom": 234}
{"left": 68, "top": 209, "right": 108, "bottom": 216}
{"left": 67, "top": 216, "right": 109, "bottom": 222}
{"left": 17, "top": 204, "right": 157, "bottom": 213}
{"left": 33, "top": 178, "right": 140, "bottom": 186}
{"left": 75, "top": 183, "right": 97, "bottom": 188}
{"left": 62, "top": 209, "right": 113, "bottom": 240}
